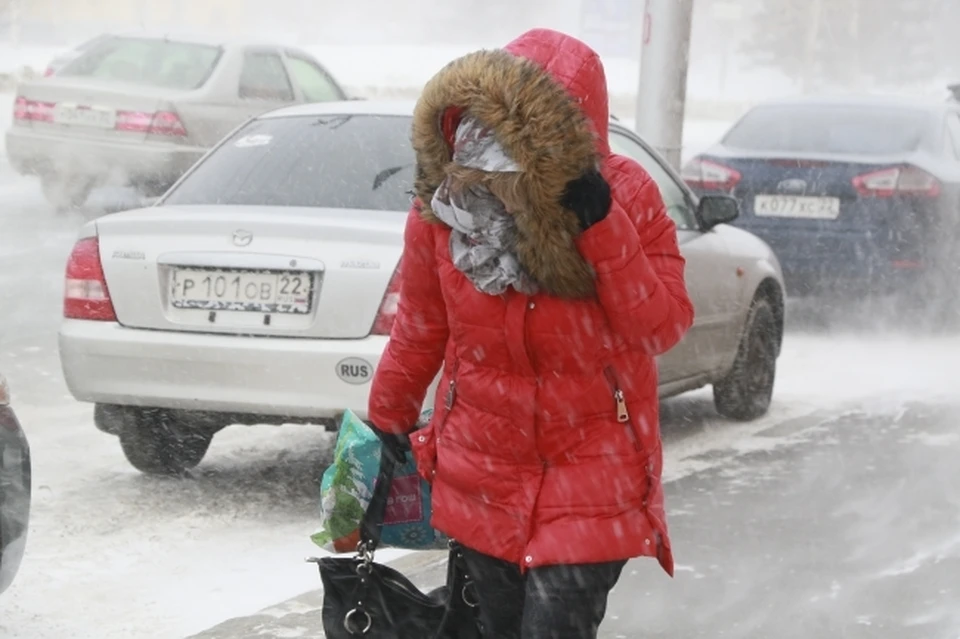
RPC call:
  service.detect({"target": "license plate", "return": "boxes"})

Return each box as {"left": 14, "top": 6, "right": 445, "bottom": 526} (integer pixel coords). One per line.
{"left": 170, "top": 269, "right": 314, "bottom": 314}
{"left": 53, "top": 103, "right": 117, "bottom": 129}
{"left": 754, "top": 195, "right": 841, "bottom": 220}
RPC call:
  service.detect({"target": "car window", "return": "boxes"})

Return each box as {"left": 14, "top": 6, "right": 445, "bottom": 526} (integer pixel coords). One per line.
{"left": 944, "top": 113, "right": 960, "bottom": 160}
{"left": 162, "top": 114, "right": 415, "bottom": 211}
{"left": 723, "top": 104, "right": 929, "bottom": 155}
{"left": 239, "top": 52, "right": 295, "bottom": 101}
{"left": 57, "top": 37, "right": 222, "bottom": 90}
{"left": 608, "top": 130, "right": 697, "bottom": 230}
{"left": 286, "top": 57, "right": 343, "bottom": 102}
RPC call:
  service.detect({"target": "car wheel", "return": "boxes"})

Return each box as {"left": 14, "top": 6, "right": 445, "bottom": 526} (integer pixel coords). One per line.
{"left": 115, "top": 407, "right": 213, "bottom": 475}
{"left": 713, "top": 298, "right": 778, "bottom": 421}
{"left": 40, "top": 174, "right": 94, "bottom": 212}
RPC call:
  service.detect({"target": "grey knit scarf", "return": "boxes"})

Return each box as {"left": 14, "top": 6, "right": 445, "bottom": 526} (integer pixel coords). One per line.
{"left": 430, "top": 117, "right": 538, "bottom": 295}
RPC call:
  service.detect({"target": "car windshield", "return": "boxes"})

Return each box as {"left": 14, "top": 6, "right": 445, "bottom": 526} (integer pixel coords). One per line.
{"left": 57, "top": 36, "right": 222, "bottom": 90}
{"left": 162, "top": 114, "right": 416, "bottom": 211}
{"left": 722, "top": 104, "right": 930, "bottom": 155}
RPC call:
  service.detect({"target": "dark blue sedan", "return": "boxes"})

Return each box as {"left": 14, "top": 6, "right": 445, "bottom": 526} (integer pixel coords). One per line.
{"left": 0, "top": 374, "right": 31, "bottom": 595}
{"left": 683, "top": 95, "right": 960, "bottom": 319}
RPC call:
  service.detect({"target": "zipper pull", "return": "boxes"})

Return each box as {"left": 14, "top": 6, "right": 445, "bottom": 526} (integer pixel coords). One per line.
{"left": 614, "top": 389, "right": 629, "bottom": 423}
{"left": 445, "top": 379, "right": 457, "bottom": 410}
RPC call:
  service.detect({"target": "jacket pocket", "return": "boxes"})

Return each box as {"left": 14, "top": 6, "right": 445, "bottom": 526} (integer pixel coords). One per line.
{"left": 411, "top": 361, "right": 460, "bottom": 481}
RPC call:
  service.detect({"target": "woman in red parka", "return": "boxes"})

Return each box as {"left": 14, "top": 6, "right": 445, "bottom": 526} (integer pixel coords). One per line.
{"left": 368, "top": 28, "right": 695, "bottom": 638}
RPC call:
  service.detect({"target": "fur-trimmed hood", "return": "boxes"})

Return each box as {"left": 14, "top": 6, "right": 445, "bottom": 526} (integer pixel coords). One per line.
{"left": 411, "top": 29, "right": 611, "bottom": 299}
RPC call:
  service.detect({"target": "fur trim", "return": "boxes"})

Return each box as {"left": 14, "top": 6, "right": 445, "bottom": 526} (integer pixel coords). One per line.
{"left": 411, "top": 49, "right": 599, "bottom": 299}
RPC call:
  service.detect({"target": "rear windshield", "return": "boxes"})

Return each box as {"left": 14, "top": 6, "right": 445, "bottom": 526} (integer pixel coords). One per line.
{"left": 162, "top": 114, "right": 415, "bottom": 211}
{"left": 58, "top": 36, "right": 222, "bottom": 90}
{"left": 722, "top": 104, "right": 930, "bottom": 155}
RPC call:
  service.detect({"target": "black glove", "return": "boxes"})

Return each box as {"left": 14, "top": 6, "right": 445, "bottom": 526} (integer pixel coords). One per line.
{"left": 370, "top": 425, "right": 411, "bottom": 466}
{"left": 560, "top": 169, "right": 612, "bottom": 232}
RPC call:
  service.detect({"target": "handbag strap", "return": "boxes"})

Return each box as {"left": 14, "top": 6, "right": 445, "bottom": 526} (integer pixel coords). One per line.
{"left": 357, "top": 437, "right": 406, "bottom": 553}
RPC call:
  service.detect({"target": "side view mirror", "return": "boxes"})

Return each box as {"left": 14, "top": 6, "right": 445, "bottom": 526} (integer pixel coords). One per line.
{"left": 697, "top": 195, "right": 739, "bottom": 230}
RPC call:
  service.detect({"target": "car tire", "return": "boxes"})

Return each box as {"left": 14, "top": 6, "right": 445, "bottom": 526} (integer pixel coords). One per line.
{"left": 114, "top": 407, "right": 213, "bottom": 475}
{"left": 713, "top": 298, "right": 778, "bottom": 421}
{"left": 40, "top": 174, "right": 94, "bottom": 212}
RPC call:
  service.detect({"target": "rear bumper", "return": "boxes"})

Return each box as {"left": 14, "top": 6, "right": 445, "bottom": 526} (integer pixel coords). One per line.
{"left": 5, "top": 126, "right": 206, "bottom": 186}
{"left": 736, "top": 226, "right": 928, "bottom": 297}
{"left": 58, "top": 319, "right": 395, "bottom": 421}
{"left": 0, "top": 405, "right": 31, "bottom": 595}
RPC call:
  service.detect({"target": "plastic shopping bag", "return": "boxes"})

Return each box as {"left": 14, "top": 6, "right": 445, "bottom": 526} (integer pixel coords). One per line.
{"left": 311, "top": 408, "right": 448, "bottom": 553}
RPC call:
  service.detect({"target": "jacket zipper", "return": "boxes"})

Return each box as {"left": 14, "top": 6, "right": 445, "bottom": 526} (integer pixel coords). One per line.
{"left": 603, "top": 366, "right": 639, "bottom": 448}
{"left": 437, "top": 360, "right": 460, "bottom": 437}
{"left": 604, "top": 366, "right": 658, "bottom": 517}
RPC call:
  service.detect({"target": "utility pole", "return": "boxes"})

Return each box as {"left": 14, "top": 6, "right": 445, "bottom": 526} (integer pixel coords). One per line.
{"left": 634, "top": 0, "right": 695, "bottom": 170}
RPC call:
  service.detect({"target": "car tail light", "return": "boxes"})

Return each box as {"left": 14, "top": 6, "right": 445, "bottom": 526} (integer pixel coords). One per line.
{"left": 116, "top": 110, "right": 187, "bottom": 137}
{"left": 43, "top": 66, "right": 55, "bottom": 77}
{"left": 14, "top": 96, "right": 55, "bottom": 122}
{"left": 64, "top": 237, "right": 117, "bottom": 321}
{"left": 852, "top": 166, "right": 941, "bottom": 198}
{"left": 371, "top": 267, "right": 401, "bottom": 336}
{"left": 681, "top": 157, "right": 742, "bottom": 191}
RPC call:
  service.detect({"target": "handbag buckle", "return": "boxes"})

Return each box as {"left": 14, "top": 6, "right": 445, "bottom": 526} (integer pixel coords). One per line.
{"left": 461, "top": 583, "right": 480, "bottom": 608}
{"left": 344, "top": 607, "right": 373, "bottom": 635}
{"left": 355, "top": 541, "right": 375, "bottom": 568}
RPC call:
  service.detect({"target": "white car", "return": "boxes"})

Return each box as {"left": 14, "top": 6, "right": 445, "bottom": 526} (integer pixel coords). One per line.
{"left": 58, "top": 100, "right": 785, "bottom": 475}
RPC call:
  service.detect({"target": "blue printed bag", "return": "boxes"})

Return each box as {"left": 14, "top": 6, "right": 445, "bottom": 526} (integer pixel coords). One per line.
{"left": 311, "top": 408, "right": 448, "bottom": 552}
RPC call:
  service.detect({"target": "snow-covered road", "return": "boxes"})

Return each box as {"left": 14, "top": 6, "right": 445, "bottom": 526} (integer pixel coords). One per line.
{"left": 0, "top": 99, "right": 958, "bottom": 637}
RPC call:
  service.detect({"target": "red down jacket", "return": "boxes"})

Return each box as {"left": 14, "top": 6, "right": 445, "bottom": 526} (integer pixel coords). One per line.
{"left": 369, "top": 29, "right": 694, "bottom": 575}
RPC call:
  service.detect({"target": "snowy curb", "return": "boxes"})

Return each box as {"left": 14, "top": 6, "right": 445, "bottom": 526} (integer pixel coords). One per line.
{"left": 186, "top": 550, "right": 449, "bottom": 639}
{"left": 184, "top": 406, "right": 842, "bottom": 638}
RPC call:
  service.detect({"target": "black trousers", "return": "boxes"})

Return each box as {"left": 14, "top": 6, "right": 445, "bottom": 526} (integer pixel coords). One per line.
{"left": 460, "top": 546, "right": 626, "bottom": 639}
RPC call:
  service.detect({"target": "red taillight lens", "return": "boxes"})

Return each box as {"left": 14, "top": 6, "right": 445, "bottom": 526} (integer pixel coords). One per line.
{"left": 115, "top": 110, "right": 187, "bottom": 137}
{"left": 681, "top": 157, "right": 742, "bottom": 191}
{"left": 64, "top": 237, "right": 117, "bottom": 321}
{"left": 371, "top": 267, "right": 401, "bottom": 336}
{"left": 852, "top": 166, "right": 941, "bottom": 198}
{"left": 43, "top": 66, "right": 55, "bottom": 77}
{"left": 148, "top": 111, "right": 187, "bottom": 136}
{"left": 14, "top": 96, "right": 55, "bottom": 122}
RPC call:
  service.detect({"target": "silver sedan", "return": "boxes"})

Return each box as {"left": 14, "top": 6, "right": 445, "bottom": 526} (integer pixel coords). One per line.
{"left": 57, "top": 100, "right": 785, "bottom": 475}
{"left": 6, "top": 33, "right": 347, "bottom": 210}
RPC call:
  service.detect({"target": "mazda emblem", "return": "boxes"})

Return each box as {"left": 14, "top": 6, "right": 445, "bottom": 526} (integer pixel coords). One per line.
{"left": 232, "top": 230, "right": 253, "bottom": 247}
{"left": 777, "top": 179, "right": 808, "bottom": 194}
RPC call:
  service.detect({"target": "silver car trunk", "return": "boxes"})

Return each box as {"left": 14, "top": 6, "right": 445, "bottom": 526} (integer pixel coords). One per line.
{"left": 15, "top": 77, "right": 184, "bottom": 143}
{"left": 96, "top": 205, "right": 404, "bottom": 339}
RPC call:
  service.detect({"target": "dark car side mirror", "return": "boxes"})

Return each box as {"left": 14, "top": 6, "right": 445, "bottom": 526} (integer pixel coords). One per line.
{"left": 697, "top": 195, "right": 739, "bottom": 230}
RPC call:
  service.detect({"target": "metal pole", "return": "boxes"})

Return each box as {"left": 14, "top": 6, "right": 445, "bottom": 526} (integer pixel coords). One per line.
{"left": 635, "top": 0, "right": 695, "bottom": 170}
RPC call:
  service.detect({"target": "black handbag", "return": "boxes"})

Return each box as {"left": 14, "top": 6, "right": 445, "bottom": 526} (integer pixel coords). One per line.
{"left": 309, "top": 441, "right": 482, "bottom": 638}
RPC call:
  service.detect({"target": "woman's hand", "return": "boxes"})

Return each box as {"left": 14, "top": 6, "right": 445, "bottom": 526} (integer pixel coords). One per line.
{"left": 561, "top": 170, "right": 612, "bottom": 232}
